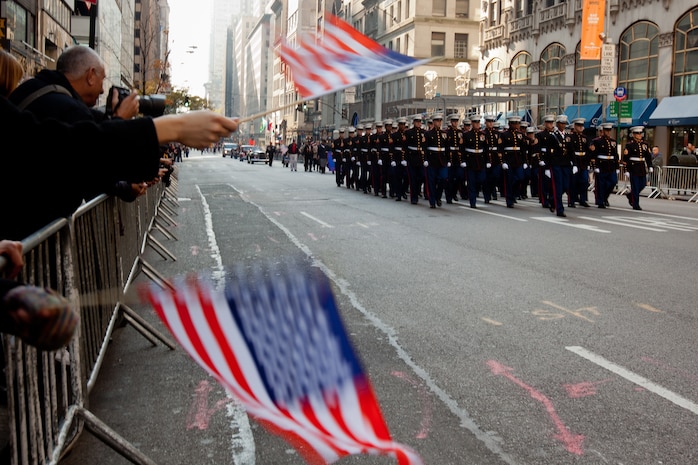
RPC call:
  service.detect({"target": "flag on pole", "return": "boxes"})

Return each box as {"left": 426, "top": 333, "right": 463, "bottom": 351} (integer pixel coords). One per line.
{"left": 142, "top": 264, "right": 423, "bottom": 465}
{"left": 277, "top": 14, "right": 432, "bottom": 101}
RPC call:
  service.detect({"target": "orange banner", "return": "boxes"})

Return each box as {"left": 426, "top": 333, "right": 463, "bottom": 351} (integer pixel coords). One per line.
{"left": 580, "top": 0, "right": 605, "bottom": 60}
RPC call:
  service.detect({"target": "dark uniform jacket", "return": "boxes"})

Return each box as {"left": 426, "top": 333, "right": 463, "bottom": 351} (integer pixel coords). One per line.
{"left": 483, "top": 127, "right": 501, "bottom": 166}
{"left": 333, "top": 137, "right": 347, "bottom": 161}
{"left": 623, "top": 139, "right": 652, "bottom": 176}
{"left": 589, "top": 135, "right": 618, "bottom": 173}
{"left": 565, "top": 132, "right": 590, "bottom": 169}
{"left": 369, "top": 131, "right": 382, "bottom": 165}
{"left": 539, "top": 129, "right": 570, "bottom": 167}
{"left": 446, "top": 126, "right": 464, "bottom": 166}
{"left": 404, "top": 126, "right": 425, "bottom": 167}
{"left": 463, "top": 129, "right": 488, "bottom": 170}
{"left": 499, "top": 129, "right": 526, "bottom": 168}
{"left": 424, "top": 128, "right": 448, "bottom": 167}
{"left": 391, "top": 129, "right": 406, "bottom": 164}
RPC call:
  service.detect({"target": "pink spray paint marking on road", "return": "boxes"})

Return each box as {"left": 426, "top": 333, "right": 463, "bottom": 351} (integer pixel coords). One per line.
{"left": 186, "top": 380, "right": 231, "bottom": 431}
{"left": 486, "top": 360, "right": 585, "bottom": 455}
{"left": 563, "top": 379, "right": 613, "bottom": 398}
{"left": 391, "top": 371, "right": 433, "bottom": 439}
{"left": 190, "top": 245, "right": 200, "bottom": 256}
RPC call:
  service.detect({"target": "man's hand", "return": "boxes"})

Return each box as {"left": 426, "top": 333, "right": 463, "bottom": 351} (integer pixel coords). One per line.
{"left": 154, "top": 111, "right": 239, "bottom": 148}
{"left": 113, "top": 90, "right": 140, "bottom": 120}
{"left": 0, "top": 240, "right": 23, "bottom": 279}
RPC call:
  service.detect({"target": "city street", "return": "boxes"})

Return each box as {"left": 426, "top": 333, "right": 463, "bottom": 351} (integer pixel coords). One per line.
{"left": 63, "top": 150, "right": 698, "bottom": 465}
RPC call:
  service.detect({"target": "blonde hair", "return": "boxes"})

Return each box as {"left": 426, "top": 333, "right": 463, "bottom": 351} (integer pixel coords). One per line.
{"left": 0, "top": 50, "right": 23, "bottom": 97}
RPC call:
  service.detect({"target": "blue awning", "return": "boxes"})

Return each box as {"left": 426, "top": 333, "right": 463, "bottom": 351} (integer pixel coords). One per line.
{"left": 648, "top": 95, "right": 698, "bottom": 126}
{"left": 605, "top": 98, "right": 657, "bottom": 127}
{"left": 563, "top": 103, "right": 602, "bottom": 128}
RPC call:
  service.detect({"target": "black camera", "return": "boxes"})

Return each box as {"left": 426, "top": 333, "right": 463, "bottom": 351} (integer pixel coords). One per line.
{"left": 106, "top": 86, "right": 166, "bottom": 118}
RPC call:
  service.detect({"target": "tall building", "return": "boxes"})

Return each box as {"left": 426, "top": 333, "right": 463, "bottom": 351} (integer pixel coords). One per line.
{"left": 134, "top": 0, "right": 170, "bottom": 94}
{"left": 208, "top": 0, "right": 238, "bottom": 112}
{"left": 478, "top": 0, "right": 698, "bottom": 153}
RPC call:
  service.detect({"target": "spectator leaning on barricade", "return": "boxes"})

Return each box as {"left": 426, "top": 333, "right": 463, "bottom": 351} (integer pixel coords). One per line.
{"left": 9, "top": 45, "right": 149, "bottom": 203}
{"left": 0, "top": 96, "right": 239, "bottom": 240}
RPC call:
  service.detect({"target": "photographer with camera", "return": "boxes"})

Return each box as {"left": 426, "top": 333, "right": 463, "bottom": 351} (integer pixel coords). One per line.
{"left": 9, "top": 45, "right": 164, "bottom": 203}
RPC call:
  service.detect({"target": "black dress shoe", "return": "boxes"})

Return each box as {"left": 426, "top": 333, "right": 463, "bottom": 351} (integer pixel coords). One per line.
{"left": 580, "top": 202, "right": 590, "bottom": 207}
{"left": 549, "top": 206, "right": 555, "bottom": 212}
{"left": 633, "top": 206, "right": 642, "bottom": 210}
{"left": 568, "top": 204, "right": 576, "bottom": 208}
{"left": 436, "top": 200, "right": 442, "bottom": 207}
{"left": 598, "top": 204, "right": 606, "bottom": 209}
{"left": 557, "top": 212, "right": 567, "bottom": 217}
{"left": 430, "top": 205, "right": 436, "bottom": 209}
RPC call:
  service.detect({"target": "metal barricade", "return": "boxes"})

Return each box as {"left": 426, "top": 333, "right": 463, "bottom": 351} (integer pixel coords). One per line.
{"left": 0, "top": 175, "right": 178, "bottom": 465}
{"left": 655, "top": 166, "right": 698, "bottom": 201}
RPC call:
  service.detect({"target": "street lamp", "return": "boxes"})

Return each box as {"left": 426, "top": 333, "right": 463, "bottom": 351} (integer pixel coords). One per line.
{"left": 455, "top": 62, "right": 471, "bottom": 97}
{"left": 424, "top": 70, "right": 438, "bottom": 99}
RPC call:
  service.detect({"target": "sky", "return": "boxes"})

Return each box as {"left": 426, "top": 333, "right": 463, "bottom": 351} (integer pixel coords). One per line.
{"left": 167, "top": 0, "right": 212, "bottom": 97}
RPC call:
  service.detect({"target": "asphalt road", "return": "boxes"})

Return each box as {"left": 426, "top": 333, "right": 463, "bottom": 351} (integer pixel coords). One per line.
{"left": 62, "top": 150, "right": 698, "bottom": 465}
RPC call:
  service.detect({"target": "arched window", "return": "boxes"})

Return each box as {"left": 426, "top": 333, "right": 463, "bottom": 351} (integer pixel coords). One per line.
{"left": 540, "top": 43, "right": 566, "bottom": 117}
{"left": 575, "top": 42, "right": 602, "bottom": 104}
{"left": 510, "top": 52, "right": 532, "bottom": 112}
{"left": 673, "top": 8, "right": 698, "bottom": 96}
{"left": 485, "top": 58, "right": 505, "bottom": 86}
{"left": 618, "top": 21, "right": 658, "bottom": 100}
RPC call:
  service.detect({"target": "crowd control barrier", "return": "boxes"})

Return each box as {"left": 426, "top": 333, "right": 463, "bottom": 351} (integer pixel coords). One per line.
{"left": 0, "top": 173, "right": 180, "bottom": 465}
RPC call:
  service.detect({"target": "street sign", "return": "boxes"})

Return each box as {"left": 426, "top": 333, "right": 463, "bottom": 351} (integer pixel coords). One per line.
{"left": 609, "top": 101, "right": 633, "bottom": 123}
{"left": 614, "top": 86, "right": 627, "bottom": 102}
{"left": 594, "top": 75, "right": 617, "bottom": 94}
{"left": 601, "top": 44, "right": 616, "bottom": 76}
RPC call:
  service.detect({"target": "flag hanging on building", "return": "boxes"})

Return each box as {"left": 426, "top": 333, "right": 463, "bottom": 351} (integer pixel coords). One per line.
{"left": 142, "top": 264, "right": 423, "bottom": 465}
{"left": 277, "top": 14, "right": 431, "bottom": 101}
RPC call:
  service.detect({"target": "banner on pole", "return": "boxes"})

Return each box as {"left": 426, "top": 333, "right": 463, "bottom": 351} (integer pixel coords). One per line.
{"left": 580, "top": 0, "right": 605, "bottom": 60}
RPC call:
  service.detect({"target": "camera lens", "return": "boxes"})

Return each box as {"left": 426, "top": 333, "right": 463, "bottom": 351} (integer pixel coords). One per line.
{"left": 140, "top": 94, "right": 166, "bottom": 117}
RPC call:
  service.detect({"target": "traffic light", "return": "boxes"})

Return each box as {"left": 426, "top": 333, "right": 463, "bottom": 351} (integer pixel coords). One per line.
{"left": 341, "top": 108, "right": 347, "bottom": 119}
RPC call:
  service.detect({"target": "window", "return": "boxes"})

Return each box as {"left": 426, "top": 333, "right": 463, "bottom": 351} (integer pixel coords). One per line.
{"left": 397, "top": 1, "right": 402, "bottom": 22}
{"left": 396, "top": 37, "right": 401, "bottom": 54}
{"left": 510, "top": 53, "right": 532, "bottom": 112}
{"left": 485, "top": 58, "right": 505, "bottom": 86}
{"left": 433, "top": 0, "right": 446, "bottom": 17}
{"left": 673, "top": 8, "right": 698, "bottom": 96}
{"left": 431, "top": 32, "right": 445, "bottom": 57}
{"left": 619, "top": 21, "right": 658, "bottom": 100}
{"left": 456, "top": 0, "right": 469, "bottom": 18}
{"left": 575, "top": 42, "right": 602, "bottom": 104}
{"left": 540, "top": 44, "right": 566, "bottom": 117}
{"left": 5, "top": 1, "right": 28, "bottom": 44}
{"left": 455, "top": 34, "right": 469, "bottom": 59}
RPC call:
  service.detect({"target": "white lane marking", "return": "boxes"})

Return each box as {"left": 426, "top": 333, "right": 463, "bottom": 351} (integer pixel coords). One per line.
{"left": 300, "top": 211, "right": 335, "bottom": 228}
{"left": 531, "top": 217, "right": 611, "bottom": 233}
{"left": 197, "top": 185, "right": 256, "bottom": 464}
{"left": 356, "top": 222, "right": 370, "bottom": 229}
{"left": 458, "top": 206, "right": 528, "bottom": 222}
{"left": 577, "top": 216, "right": 666, "bottom": 232}
{"left": 233, "top": 184, "right": 518, "bottom": 465}
{"left": 566, "top": 346, "right": 698, "bottom": 416}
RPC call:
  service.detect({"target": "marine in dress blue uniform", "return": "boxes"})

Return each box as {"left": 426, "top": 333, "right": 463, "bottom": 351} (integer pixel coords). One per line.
{"left": 404, "top": 115, "right": 426, "bottom": 204}
{"left": 463, "top": 115, "right": 488, "bottom": 208}
{"left": 622, "top": 126, "right": 653, "bottom": 210}
{"left": 499, "top": 116, "right": 526, "bottom": 208}
{"left": 567, "top": 118, "right": 591, "bottom": 207}
{"left": 482, "top": 115, "right": 501, "bottom": 203}
{"left": 589, "top": 123, "right": 618, "bottom": 208}
{"left": 445, "top": 114, "right": 464, "bottom": 204}
{"left": 424, "top": 114, "right": 449, "bottom": 208}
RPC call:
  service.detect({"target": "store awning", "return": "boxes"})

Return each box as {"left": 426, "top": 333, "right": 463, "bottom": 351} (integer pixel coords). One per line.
{"left": 563, "top": 103, "right": 602, "bottom": 128}
{"left": 605, "top": 98, "right": 657, "bottom": 127}
{"left": 648, "top": 95, "right": 698, "bottom": 126}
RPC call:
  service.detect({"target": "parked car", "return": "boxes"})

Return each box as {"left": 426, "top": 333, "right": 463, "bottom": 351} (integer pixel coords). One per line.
{"left": 222, "top": 142, "right": 238, "bottom": 157}
{"left": 247, "top": 148, "right": 267, "bottom": 164}
{"left": 668, "top": 152, "right": 698, "bottom": 166}
{"left": 239, "top": 145, "right": 255, "bottom": 162}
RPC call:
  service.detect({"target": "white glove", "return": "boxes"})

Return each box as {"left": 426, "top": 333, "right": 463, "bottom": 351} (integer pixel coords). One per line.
{"left": 460, "top": 162, "right": 467, "bottom": 168}
{"left": 649, "top": 167, "right": 654, "bottom": 173}
{"left": 573, "top": 166, "right": 579, "bottom": 175}
{"left": 391, "top": 161, "right": 396, "bottom": 167}
{"left": 624, "top": 171, "right": 630, "bottom": 179}
{"left": 502, "top": 163, "right": 509, "bottom": 170}
{"left": 616, "top": 169, "right": 620, "bottom": 175}
{"left": 523, "top": 163, "right": 528, "bottom": 169}
{"left": 351, "top": 157, "right": 355, "bottom": 161}
{"left": 367, "top": 161, "right": 372, "bottom": 166}
{"left": 342, "top": 158, "right": 346, "bottom": 162}
{"left": 401, "top": 160, "right": 408, "bottom": 166}
{"left": 357, "top": 161, "right": 361, "bottom": 166}
{"left": 378, "top": 159, "right": 383, "bottom": 166}
{"left": 486, "top": 163, "right": 492, "bottom": 169}
{"left": 447, "top": 162, "right": 452, "bottom": 167}
{"left": 594, "top": 168, "right": 600, "bottom": 173}
{"left": 539, "top": 161, "right": 546, "bottom": 167}
{"left": 545, "top": 170, "right": 551, "bottom": 178}
{"left": 423, "top": 161, "right": 429, "bottom": 167}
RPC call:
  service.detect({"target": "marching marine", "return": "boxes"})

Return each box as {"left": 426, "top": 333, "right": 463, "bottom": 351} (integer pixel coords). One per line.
{"left": 589, "top": 123, "right": 619, "bottom": 208}
{"left": 622, "top": 126, "right": 653, "bottom": 210}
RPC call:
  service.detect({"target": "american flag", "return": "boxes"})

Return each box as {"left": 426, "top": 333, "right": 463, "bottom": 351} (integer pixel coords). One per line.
{"left": 277, "top": 14, "right": 432, "bottom": 101}
{"left": 143, "top": 264, "right": 423, "bottom": 465}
